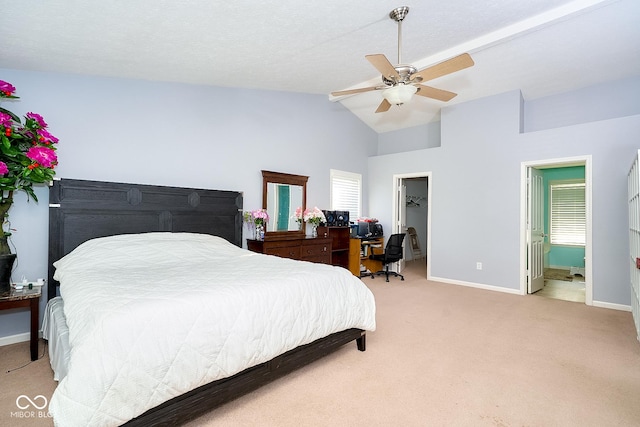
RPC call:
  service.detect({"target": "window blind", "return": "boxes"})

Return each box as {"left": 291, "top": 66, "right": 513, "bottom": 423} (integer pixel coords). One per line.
{"left": 330, "top": 169, "right": 361, "bottom": 220}
{"left": 550, "top": 182, "right": 585, "bottom": 246}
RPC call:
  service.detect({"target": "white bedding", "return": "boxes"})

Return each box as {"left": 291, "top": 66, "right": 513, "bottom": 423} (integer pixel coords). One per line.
{"left": 41, "top": 296, "right": 70, "bottom": 382}
{"left": 48, "top": 232, "right": 376, "bottom": 427}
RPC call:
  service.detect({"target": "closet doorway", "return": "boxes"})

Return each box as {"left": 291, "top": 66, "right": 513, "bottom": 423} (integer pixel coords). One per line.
{"left": 393, "top": 173, "right": 431, "bottom": 279}
{"left": 520, "top": 156, "right": 592, "bottom": 305}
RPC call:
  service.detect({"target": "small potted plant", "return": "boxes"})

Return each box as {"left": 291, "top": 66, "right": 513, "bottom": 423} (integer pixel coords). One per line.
{"left": 0, "top": 80, "right": 59, "bottom": 292}
{"left": 303, "top": 207, "right": 326, "bottom": 238}
{"left": 243, "top": 209, "right": 269, "bottom": 240}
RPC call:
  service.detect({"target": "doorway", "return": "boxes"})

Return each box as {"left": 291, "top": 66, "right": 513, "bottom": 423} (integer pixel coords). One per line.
{"left": 393, "top": 173, "right": 431, "bottom": 279}
{"left": 520, "top": 156, "right": 592, "bottom": 305}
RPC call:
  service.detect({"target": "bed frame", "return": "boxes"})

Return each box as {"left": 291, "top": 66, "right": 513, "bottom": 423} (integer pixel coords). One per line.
{"left": 47, "top": 178, "right": 366, "bottom": 426}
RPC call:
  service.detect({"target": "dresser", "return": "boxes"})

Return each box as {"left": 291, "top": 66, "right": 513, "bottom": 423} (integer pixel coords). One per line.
{"left": 317, "top": 226, "right": 351, "bottom": 270}
{"left": 247, "top": 236, "right": 332, "bottom": 264}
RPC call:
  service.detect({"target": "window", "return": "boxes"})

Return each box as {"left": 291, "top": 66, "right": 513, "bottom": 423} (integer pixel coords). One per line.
{"left": 330, "top": 169, "right": 361, "bottom": 220}
{"left": 550, "top": 180, "right": 585, "bottom": 246}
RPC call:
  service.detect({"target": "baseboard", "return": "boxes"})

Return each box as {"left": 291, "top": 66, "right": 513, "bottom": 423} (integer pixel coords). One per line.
{"left": 428, "top": 276, "right": 522, "bottom": 295}
{"left": 548, "top": 265, "right": 572, "bottom": 270}
{"left": 592, "top": 300, "right": 631, "bottom": 312}
{"left": 429, "top": 275, "right": 632, "bottom": 312}
{"left": 0, "top": 332, "right": 30, "bottom": 347}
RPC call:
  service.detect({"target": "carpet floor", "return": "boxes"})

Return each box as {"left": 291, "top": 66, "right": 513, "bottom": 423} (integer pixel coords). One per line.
{"left": 2, "top": 261, "right": 640, "bottom": 426}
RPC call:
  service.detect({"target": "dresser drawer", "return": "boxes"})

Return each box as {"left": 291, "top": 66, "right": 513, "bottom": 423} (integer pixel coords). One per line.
{"left": 264, "top": 245, "right": 301, "bottom": 259}
{"left": 303, "top": 254, "right": 331, "bottom": 264}
{"left": 301, "top": 241, "right": 331, "bottom": 264}
{"left": 247, "top": 236, "right": 333, "bottom": 265}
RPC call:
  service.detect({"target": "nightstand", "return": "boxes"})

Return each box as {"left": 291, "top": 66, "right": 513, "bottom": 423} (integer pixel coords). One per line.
{"left": 0, "top": 285, "right": 42, "bottom": 360}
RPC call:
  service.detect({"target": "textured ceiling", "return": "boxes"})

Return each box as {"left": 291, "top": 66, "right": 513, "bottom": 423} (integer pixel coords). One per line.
{"left": 1, "top": 0, "right": 639, "bottom": 133}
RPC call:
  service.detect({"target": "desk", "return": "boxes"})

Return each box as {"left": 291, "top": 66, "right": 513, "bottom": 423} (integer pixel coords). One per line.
{"left": 0, "top": 286, "right": 41, "bottom": 360}
{"left": 349, "top": 237, "right": 384, "bottom": 277}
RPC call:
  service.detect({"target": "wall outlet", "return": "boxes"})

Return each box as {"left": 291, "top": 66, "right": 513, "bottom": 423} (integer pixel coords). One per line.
{"left": 476, "top": 262, "right": 482, "bottom": 270}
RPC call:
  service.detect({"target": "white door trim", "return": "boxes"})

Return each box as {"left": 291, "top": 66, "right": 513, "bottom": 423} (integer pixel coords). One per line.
{"left": 519, "top": 155, "right": 593, "bottom": 305}
{"left": 392, "top": 172, "right": 432, "bottom": 278}
{"left": 527, "top": 167, "right": 545, "bottom": 294}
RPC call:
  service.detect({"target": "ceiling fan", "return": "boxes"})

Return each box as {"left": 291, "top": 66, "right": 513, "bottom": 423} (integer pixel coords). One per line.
{"left": 331, "top": 6, "right": 474, "bottom": 113}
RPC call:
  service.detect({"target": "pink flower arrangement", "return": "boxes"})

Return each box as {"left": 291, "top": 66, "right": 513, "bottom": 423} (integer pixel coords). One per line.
{"left": 303, "top": 206, "right": 326, "bottom": 226}
{"left": 251, "top": 209, "right": 269, "bottom": 226}
{"left": 0, "top": 80, "right": 59, "bottom": 253}
{"left": 293, "top": 206, "right": 303, "bottom": 223}
{"left": 357, "top": 217, "right": 378, "bottom": 223}
{"left": 243, "top": 209, "right": 270, "bottom": 227}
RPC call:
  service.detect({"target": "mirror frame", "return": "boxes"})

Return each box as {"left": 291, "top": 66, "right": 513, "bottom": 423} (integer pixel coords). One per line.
{"left": 262, "top": 170, "right": 308, "bottom": 239}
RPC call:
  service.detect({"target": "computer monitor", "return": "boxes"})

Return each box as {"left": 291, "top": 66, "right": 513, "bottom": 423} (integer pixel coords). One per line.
{"left": 357, "top": 221, "right": 371, "bottom": 238}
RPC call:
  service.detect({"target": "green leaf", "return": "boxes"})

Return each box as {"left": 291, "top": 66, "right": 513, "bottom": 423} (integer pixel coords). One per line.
{"left": 0, "top": 106, "right": 21, "bottom": 123}
{"left": 31, "top": 168, "right": 46, "bottom": 182}
{"left": 24, "top": 186, "right": 37, "bottom": 201}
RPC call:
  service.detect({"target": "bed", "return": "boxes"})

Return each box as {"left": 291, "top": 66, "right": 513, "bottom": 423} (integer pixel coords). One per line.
{"left": 44, "top": 178, "right": 376, "bottom": 427}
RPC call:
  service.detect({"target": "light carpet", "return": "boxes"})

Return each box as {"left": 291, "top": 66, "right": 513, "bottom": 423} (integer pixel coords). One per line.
{"left": 2, "top": 261, "right": 640, "bottom": 426}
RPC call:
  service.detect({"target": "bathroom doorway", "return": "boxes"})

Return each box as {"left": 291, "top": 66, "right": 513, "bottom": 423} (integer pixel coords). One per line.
{"left": 521, "top": 156, "right": 592, "bottom": 305}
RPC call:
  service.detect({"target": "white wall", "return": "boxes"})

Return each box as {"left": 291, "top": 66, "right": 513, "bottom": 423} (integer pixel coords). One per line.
{"left": 369, "top": 85, "right": 640, "bottom": 307}
{"left": 0, "top": 68, "right": 377, "bottom": 340}
{"left": 525, "top": 75, "right": 640, "bottom": 132}
{"left": 377, "top": 121, "right": 441, "bottom": 155}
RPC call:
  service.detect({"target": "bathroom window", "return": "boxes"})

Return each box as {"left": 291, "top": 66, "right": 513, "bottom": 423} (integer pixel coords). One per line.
{"left": 550, "top": 180, "right": 585, "bottom": 246}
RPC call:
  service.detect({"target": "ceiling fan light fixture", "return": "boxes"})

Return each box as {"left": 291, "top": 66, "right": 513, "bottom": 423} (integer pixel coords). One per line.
{"left": 382, "top": 84, "right": 417, "bottom": 105}
{"left": 329, "top": 6, "right": 473, "bottom": 113}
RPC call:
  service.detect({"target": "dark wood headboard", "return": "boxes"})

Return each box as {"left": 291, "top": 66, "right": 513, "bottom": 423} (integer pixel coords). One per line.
{"left": 47, "top": 178, "right": 243, "bottom": 300}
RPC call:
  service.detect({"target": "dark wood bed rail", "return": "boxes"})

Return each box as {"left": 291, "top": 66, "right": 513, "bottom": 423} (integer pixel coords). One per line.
{"left": 124, "top": 328, "right": 366, "bottom": 426}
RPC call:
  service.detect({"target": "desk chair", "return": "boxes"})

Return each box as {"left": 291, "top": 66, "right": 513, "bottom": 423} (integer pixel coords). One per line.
{"left": 369, "top": 233, "right": 406, "bottom": 282}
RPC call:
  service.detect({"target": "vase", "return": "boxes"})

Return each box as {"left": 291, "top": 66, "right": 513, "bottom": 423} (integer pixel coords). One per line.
{"left": 256, "top": 224, "right": 264, "bottom": 241}
{"left": 0, "top": 253, "right": 16, "bottom": 296}
{"left": 311, "top": 224, "right": 318, "bottom": 238}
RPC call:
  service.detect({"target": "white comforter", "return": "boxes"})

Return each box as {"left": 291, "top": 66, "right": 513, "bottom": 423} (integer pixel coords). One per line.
{"left": 49, "top": 233, "right": 376, "bottom": 427}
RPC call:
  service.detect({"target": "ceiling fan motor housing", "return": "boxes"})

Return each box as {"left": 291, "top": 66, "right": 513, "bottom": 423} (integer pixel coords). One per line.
{"left": 382, "top": 64, "right": 421, "bottom": 86}
{"left": 390, "top": 6, "right": 409, "bottom": 22}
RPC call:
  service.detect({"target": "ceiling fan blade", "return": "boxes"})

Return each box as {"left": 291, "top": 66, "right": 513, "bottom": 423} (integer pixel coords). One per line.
{"left": 415, "top": 85, "right": 457, "bottom": 102}
{"left": 375, "top": 99, "right": 392, "bottom": 113}
{"left": 411, "top": 53, "right": 474, "bottom": 83}
{"left": 331, "top": 86, "right": 379, "bottom": 97}
{"left": 366, "top": 54, "right": 400, "bottom": 81}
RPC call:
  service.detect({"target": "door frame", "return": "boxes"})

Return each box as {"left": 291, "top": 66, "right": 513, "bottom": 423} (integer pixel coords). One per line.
{"left": 392, "top": 172, "right": 432, "bottom": 277}
{"left": 519, "top": 155, "right": 592, "bottom": 305}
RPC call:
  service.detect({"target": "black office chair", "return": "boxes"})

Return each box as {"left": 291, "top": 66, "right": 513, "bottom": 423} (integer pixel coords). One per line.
{"left": 369, "top": 233, "right": 406, "bottom": 282}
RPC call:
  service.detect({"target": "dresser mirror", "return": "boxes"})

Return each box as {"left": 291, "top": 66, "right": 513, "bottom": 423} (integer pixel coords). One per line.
{"left": 262, "top": 170, "right": 308, "bottom": 238}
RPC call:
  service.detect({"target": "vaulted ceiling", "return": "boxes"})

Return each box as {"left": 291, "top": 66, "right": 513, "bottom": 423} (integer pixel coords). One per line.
{"left": 1, "top": 0, "right": 638, "bottom": 133}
